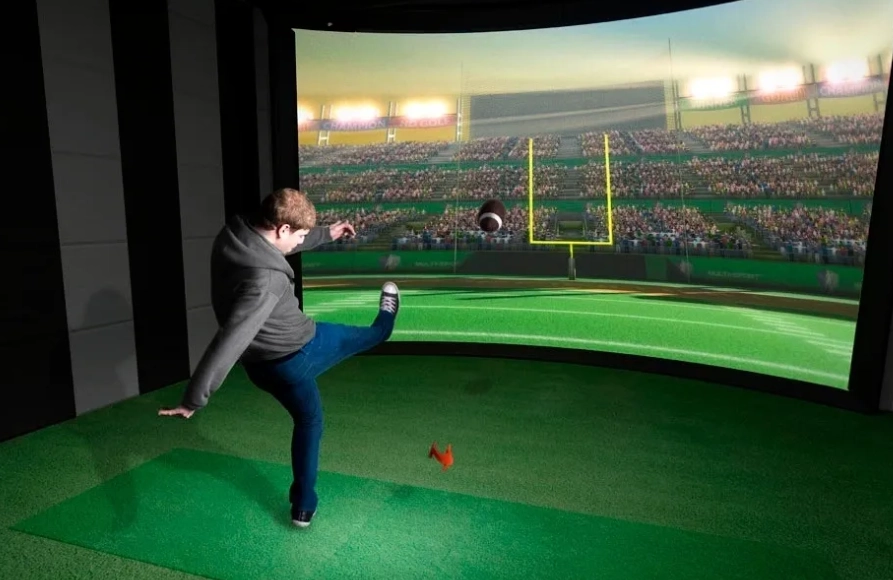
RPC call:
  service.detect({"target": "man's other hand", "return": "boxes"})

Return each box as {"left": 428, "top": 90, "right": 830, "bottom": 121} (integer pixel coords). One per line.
{"left": 329, "top": 220, "right": 356, "bottom": 240}
{"left": 158, "top": 406, "right": 195, "bottom": 419}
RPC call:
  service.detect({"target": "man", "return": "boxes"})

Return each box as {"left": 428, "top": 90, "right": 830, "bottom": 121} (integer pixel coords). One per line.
{"left": 159, "top": 188, "right": 400, "bottom": 528}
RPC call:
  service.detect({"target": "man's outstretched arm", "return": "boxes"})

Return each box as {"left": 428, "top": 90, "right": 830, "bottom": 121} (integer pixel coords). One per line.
{"left": 287, "top": 221, "right": 355, "bottom": 255}
{"left": 160, "top": 282, "right": 279, "bottom": 416}
{"left": 287, "top": 226, "right": 332, "bottom": 254}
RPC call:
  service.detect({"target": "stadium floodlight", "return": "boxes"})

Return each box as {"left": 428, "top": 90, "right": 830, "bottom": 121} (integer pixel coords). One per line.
{"left": 333, "top": 105, "right": 379, "bottom": 121}
{"left": 757, "top": 68, "right": 801, "bottom": 93}
{"left": 825, "top": 59, "right": 869, "bottom": 83}
{"left": 403, "top": 102, "right": 448, "bottom": 119}
{"left": 688, "top": 77, "right": 735, "bottom": 99}
{"left": 297, "top": 108, "right": 313, "bottom": 123}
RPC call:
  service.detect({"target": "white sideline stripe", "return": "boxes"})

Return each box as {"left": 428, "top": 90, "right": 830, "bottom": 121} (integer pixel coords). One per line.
{"left": 754, "top": 325, "right": 825, "bottom": 338}
{"left": 776, "top": 330, "right": 826, "bottom": 338}
{"left": 808, "top": 339, "right": 853, "bottom": 349}
{"left": 824, "top": 349, "right": 852, "bottom": 356}
{"left": 757, "top": 321, "right": 804, "bottom": 329}
{"left": 550, "top": 295, "right": 854, "bottom": 328}
{"left": 328, "top": 304, "right": 840, "bottom": 340}
{"left": 392, "top": 330, "right": 849, "bottom": 382}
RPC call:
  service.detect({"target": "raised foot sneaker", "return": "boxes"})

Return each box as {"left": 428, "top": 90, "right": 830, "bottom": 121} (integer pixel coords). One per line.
{"left": 379, "top": 282, "right": 400, "bottom": 316}
{"left": 292, "top": 510, "right": 315, "bottom": 528}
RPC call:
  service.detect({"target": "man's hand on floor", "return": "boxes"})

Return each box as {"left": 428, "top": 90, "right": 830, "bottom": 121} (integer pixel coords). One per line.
{"left": 158, "top": 406, "right": 195, "bottom": 419}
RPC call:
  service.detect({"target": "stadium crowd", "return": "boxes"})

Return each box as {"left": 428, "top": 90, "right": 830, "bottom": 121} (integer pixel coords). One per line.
{"left": 581, "top": 161, "right": 692, "bottom": 198}
{"left": 314, "top": 206, "right": 423, "bottom": 246}
{"left": 299, "top": 116, "right": 882, "bottom": 168}
{"left": 392, "top": 205, "right": 557, "bottom": 250}
{"left": 683, "top": 123, "right": 814, "bottom": 151}
{"left": 299, "top": 141, "right": 449, "bottom": 166}
{"left": 687, "top": 152, "right": 878, "bottom": 197}
{"left": 630, "top": 129, "right": 688, "bottom": 154}
{"left": 584, "top": 204, "right": 751, "bottom": 256}
{"left": 580, "top": 130, "right": 636, "bottom": 156}
{"left": 296, "top": 113, "right": 879, "bottom": 265}
{"left": 452, "top": 165, "right": 563, "bottom": 199}
{"left": 796, "top": 113, "right": 883, "bottom": 145}
{"left": 300, "top": 150, "right": 876, "bottom": 202}
{"left": 725, "top": 203, "right": 868, "bottom": 263}
{"left": 453, "top": 136, "right": 515, "bottom": 162}
{"left": 506, "top": 135, "right": 562, "bottom": 159}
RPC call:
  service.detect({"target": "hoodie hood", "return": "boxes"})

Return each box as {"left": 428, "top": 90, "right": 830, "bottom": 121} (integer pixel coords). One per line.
{"left": 215, "top": 214, "right": 295, "bottom": 280}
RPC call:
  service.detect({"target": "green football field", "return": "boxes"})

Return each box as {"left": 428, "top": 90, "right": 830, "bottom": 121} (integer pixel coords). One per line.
{"left": 5, "top": 278, "right": 888, "bottom": 580}
{"left": 302, "top": 278, "right": 857, "bottom": 390}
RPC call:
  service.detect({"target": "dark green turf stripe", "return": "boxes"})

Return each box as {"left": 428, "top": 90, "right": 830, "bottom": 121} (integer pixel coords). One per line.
{"left": 12, "top": 448, "right": 836, "bottom": 580}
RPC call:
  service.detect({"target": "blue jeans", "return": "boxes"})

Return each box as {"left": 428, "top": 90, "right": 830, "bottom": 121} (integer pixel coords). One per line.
{"left": 244, "top": 310, "right": 395, "bottom": 517}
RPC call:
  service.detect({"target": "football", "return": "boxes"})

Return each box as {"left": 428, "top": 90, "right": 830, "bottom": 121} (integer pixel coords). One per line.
{"left": 477, "top": 199, "right": 506, "bottom": 233}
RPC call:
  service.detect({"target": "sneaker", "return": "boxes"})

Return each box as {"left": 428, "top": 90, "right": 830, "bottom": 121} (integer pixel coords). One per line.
{"left": 292, "top": 510, "right": 315, "bottom": 528}
{"left": 379, "top": 282, "right": 400, "bottom": 316}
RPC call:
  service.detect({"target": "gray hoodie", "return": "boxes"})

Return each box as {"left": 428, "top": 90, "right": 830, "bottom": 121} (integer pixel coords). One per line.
{"left": 180, "top": 215, "right": 332, "bottom": 410}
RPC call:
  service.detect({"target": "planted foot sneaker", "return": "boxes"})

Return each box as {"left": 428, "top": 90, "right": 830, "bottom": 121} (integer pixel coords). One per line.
{"left": 292, "top": 510, "right": 315, "bottom": 528}
{"left": 379, "top": 282, "right": 400, "bottom": 317}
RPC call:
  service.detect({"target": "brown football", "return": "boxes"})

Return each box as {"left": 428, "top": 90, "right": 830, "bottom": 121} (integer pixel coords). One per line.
{"left": 477, "top": 199, "right": 506, "bottom": 233}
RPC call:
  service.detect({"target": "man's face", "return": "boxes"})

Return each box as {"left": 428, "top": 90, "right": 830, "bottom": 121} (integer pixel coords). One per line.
{"left": 274, "top": 224, "right": 310, "bottom": 253}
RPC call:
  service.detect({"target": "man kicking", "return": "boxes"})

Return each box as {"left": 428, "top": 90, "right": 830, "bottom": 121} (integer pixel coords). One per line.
{"left": 158, "top": 188, "right": 400, "bottom": 528}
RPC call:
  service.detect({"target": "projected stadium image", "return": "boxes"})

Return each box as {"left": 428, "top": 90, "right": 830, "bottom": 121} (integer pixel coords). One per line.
{"left": 295, "top": 0, "right": 889, "bottom": 391}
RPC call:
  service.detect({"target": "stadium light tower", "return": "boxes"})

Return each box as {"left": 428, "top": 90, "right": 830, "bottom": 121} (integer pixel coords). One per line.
{"left": 825, "top": 59, "right": 870, "bottom": 83}
{"left": 757, "top": 68, "right": 802, "bottom": 93}
{"left": 688, "top": 77, "right": 735, "bottom": 99}
{"left": 403, "top": 102, "right": 448, "bottom": 119}
{"left": 333, "top": 105, "right": 378, "bottom": 121}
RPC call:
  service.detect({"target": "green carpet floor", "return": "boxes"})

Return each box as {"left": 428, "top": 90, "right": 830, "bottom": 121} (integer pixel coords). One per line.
{"left": 2, "top": 356, "right": 892, "bottom": 579}
{"left": 11, "top": 448, "right": 835, "bottom": 580}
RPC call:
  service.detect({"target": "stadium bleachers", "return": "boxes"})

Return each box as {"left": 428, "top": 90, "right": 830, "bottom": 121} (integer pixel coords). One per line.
{"left": 299, "top": 115, "right": 882, "bottom": 265}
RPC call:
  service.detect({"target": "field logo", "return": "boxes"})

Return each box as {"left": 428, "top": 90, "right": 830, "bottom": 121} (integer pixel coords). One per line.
{"left": 817, "top": 269, "right": 839, "bottom": 292}
{"left": 381, "top": 254, "right": 401, "bottom": 271}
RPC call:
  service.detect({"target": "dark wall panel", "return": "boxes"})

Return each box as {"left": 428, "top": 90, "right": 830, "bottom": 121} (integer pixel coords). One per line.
{"left": 0, "top": 0, "right": 76, "bottom": 441}
{"left": 216, "top": 0, "right": 262, "bottom": 220}
{"left": 268, "top": 23, "right": 303, "bottom": 303}
{"left": 109, "top": 0, "right": 191, "bottom": 394}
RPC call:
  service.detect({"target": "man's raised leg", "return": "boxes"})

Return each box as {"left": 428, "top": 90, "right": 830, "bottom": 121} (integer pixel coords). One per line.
{"left": 301, "top": 282, "right": 400, "bottom": 378}
{"left": 247, "top": 282, "right": 400, "bottom": 528}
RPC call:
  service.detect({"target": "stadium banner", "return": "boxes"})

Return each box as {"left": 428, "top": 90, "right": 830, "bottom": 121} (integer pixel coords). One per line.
{"left": 302, "top": 250, "right": 468, "bottom": 273}
{"left": 817, "top": 78, "right": 887, "bottom": 99}
{"left": 661, "top": 256, "right": 863, "bottom": 296}
{"left": 748, "top": 86, "right": 810, "bottom": 105}
{"left": 298, "top": 114, "right": 457, "bottom": 132}
{"left": 678, "top": 94, "right": 747, "bottom": 111}
{"left": 457, "top": 250, "right": 568, "bottom": 277}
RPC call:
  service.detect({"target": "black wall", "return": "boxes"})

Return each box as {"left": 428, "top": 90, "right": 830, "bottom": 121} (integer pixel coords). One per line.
{"left": 0, "top": 0, "right": 78, "bottom": 440}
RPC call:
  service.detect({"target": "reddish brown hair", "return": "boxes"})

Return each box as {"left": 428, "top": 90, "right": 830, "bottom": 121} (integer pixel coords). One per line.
{"left": 253, "top": 188, "right": 316, "bottom": 230}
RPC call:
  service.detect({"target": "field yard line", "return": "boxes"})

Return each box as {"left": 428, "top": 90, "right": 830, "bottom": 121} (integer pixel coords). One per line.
{"left": 303, "top": 289, "right": 856, "bottom": 330}
{"left": 392, "top": 330, "right": 849, "bottom": 383}
{"left": 548, "top": 295, "right": 855, "bottom": 328}
{"left": 325, "top": 304, "right": 839, "bottom": 341}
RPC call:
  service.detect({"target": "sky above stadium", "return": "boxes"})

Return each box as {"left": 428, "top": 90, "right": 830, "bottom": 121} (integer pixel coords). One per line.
{"left": 294, "top": 0, "right": 892, "bottom": 97}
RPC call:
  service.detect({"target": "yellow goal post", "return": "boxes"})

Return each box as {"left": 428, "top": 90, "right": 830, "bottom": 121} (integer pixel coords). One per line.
{"left": 526, "top": 133, "right": 615, "bottom": 258}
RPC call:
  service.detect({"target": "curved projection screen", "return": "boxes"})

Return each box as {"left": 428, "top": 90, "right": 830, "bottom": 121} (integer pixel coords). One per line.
{"left": 295, "top": 0, "right": 891, "bottom": 390}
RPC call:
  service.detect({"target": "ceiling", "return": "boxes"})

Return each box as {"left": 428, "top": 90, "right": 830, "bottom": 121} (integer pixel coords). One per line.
{"left": 250, "top": 0, "right": 740, "bottom": 33}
